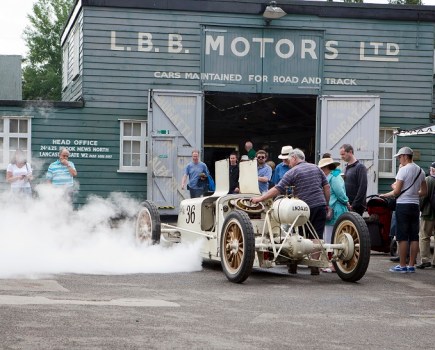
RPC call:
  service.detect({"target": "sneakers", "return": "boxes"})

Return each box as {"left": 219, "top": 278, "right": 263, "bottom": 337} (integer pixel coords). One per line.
{"left": 416, "top": 262, "right": 431, "bottom": 269}
{"left": 389, "top": 265, "right": 416, "bottom": 273}
{"left": 389, "top": 265, "right": 407, "bottom": 273}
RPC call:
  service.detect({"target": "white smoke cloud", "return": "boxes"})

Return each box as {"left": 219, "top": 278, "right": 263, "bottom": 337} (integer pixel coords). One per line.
{"left": 0, "top": 185, "right": 203, "bottom": 279}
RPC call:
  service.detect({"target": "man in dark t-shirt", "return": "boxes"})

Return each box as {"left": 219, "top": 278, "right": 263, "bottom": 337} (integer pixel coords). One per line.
{"left": 339, "top": 144, "right": 368, "bottom": 216}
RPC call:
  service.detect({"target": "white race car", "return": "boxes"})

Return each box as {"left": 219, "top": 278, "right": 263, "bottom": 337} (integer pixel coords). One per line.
{"left": 135, "top": 159, "right": 370, "bottom": 283}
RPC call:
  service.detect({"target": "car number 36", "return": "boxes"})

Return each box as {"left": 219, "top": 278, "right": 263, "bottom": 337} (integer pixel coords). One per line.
{"left": 185, "top": 205, "right": 196, "bottom": 224}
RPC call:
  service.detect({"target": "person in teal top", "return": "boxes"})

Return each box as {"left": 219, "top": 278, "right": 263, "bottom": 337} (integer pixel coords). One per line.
{"left": 318, "top": 157, "right": 349, "bottom": 244}
{"left": 46, "top": 147, "right": 78, "bottom": 202}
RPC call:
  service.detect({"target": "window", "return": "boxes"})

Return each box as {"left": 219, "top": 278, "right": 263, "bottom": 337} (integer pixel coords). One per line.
{"left": 62, "top": 43, "right": 69, "bottom": 90}
{"left": 119, "top": 120, "right": 147, "bottom": 172}
{"left": 0, "top": 117, "right": 32, "bottom": 169}
{"left": 378, "top": 128, "right": 396, "bottom": 178}
{"left": 72, "top": 26, "right": 80, "bottom": 80}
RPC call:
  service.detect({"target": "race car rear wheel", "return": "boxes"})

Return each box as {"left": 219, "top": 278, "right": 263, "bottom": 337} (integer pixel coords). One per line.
{"left": 135, "top": 201, "right": 161, "bottom": 245}
{"left": 332, "top": 212, "right": 370, "bottom": 282}
{"left": 220, "top": 211, "right": 255, "bottom": 283}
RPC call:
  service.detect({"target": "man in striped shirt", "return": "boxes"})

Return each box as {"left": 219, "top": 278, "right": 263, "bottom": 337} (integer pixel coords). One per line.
{"left": 252, "top": 148, "right": 330, "bottom": 275}
{"left": 46, "top": 147, "right": 78, "bottom": 199}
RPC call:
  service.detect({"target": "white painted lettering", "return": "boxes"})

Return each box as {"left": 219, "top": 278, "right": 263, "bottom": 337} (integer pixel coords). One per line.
{"left": 360, "top": 42, "right": 399, "bottom": 62}
{"left": 370, "top": 42, "right": 383, "bottom": 55}
{"left": 205, "top": 35, "right": 224, "bottom": 56}
{"left": 110, "top": 31, "right": 124, "bottom": 51}
{"left": 231, "top": 37, "right": 250, "bottom": 57}
{"left": 386, "top": 43, "right": 399, "bottom": 56}
{"left": 301, "top": 39, "right": 317, "bottom": 59}
{"left": 325, "top": 40, "right": 338, "bottom": 59}
{"left": 138, "top": 32, "right": 153, "bottom": 52}
{"left": 168, "top": 34, "right": 183, "bottom": 53}
{"left": 275, "top": 39, "right": 294, "bottom": 59}
{"left": 252, "top": 37, "right": 274, "bottom": 58}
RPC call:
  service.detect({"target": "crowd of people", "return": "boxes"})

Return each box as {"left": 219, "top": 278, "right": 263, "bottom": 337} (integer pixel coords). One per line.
{"left": 6, "top": 141, "right": 433, "bottom": 274}
{"left": 181, "top": 141, "right": 434, "bottom": 275}
{"left": 6, "top": 147, "right": 78, "bottom": 202}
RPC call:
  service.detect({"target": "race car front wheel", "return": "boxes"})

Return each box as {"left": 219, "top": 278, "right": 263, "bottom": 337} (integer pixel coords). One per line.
{"left": 220, "top": 211, "right": 255, "bottom": 283}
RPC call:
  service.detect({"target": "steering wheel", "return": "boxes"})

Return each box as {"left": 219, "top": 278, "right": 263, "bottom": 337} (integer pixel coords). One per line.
{"left": 234, "top": 198, "right": 265, "bottom": 213}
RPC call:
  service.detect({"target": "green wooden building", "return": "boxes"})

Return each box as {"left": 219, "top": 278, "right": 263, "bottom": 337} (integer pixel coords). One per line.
{"left": 0, "top": 0, "right": 434, "bottom": 212}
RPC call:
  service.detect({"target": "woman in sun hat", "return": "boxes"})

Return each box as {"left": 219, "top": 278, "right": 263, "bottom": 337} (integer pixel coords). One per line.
{"left": 318, "top": 157, "right": 349, "bottom": 244}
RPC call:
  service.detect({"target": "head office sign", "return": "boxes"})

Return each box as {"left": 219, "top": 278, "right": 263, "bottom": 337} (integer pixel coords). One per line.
{"left": 202, "top": 26, "right": 324, "bottom": 94}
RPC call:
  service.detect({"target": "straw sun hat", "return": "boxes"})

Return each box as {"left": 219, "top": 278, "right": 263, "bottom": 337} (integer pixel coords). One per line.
{"left": 318, "top": 157, "right": 340, "bottom": 169}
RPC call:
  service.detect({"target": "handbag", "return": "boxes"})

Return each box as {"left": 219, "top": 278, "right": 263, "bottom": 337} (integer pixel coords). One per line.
{"left": 384, "top": 197, "right": 397, "bottom": 211}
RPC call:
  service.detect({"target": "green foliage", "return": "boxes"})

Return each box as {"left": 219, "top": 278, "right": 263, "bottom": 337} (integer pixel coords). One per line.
{"left": 23, "top": 0, "right": 74, "bottom": 100}
{"left": 389, "top": 0, "right": 423, "bottom": 4}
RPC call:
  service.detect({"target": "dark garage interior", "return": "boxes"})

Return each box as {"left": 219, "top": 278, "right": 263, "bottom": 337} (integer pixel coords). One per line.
{"left": 203, "top": 92, "right": 317, "bottom": 173}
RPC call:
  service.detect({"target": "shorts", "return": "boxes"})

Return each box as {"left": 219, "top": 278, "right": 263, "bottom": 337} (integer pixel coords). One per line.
{"left": 395, "top": 203, "right": 420, "bottom": 242}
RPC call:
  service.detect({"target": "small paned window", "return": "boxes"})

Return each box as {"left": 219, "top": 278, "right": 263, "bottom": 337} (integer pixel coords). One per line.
{"left": 62, "top": 44, "right": 69, "bottom": 90}
{"left": 72, "top": 26, "right": 80, "bottom": 80}
{"left": 119, "top": 120, "right": 147, "bottom": 172}
{"left": 378, "top": 128, "right": 396, "bottom": 178}
{"left": 0, "top": 117, "right": 32, "bottom": 169}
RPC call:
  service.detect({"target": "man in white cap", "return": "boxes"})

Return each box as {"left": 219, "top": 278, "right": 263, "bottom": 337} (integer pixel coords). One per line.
{"left": 380, "top": 146, "right": 427, "bottom": 273}
{"left": 416, "top": 161, "right": 435, "bottom": 269}
{"left": 271, "top": 145, "right": 292, "bottom": 185}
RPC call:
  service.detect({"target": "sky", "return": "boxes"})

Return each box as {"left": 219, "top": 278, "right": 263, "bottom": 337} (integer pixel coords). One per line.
{"left": 1, "top": 0, "right": 435, "bottom": 57}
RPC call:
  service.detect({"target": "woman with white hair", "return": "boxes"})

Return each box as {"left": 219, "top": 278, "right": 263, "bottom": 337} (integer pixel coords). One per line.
{"left": 6, "top": 149, "right": 33, "bottom": 197}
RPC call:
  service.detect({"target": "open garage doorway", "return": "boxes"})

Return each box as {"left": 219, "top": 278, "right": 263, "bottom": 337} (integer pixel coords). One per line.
{"left": 203, "top": 92, "right": 317, "bottom": 176}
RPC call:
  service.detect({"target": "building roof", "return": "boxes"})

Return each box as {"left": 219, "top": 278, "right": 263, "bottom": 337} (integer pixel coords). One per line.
{"left": 76, "top": 0, "right": 435, "bottom": 22}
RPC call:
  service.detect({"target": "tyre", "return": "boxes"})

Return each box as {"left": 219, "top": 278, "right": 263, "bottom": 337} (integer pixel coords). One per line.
{"left": 135, "top": 201, "right": 161, "bottom": 245}
{"left": 331, "top": 212, "right": 370, "bottom": 282}
{"left": 220, "top": 211, "right": 255, "bottom": 283}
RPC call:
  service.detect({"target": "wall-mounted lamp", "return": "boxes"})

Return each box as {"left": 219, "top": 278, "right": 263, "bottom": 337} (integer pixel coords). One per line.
{"left": 263, "top": 1, "right": 286, "bottom": 25}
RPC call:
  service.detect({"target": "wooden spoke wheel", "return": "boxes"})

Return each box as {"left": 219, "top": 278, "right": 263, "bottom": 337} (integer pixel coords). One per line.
{"left": 220, "top": 211, "right": 255, "bottom": 283}
{"left": 332, "top": 212, "right": 370, "bottom": 282}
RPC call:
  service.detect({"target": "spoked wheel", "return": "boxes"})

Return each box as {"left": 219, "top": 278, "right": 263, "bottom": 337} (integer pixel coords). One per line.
{"left": 135, "top": 201, "right": 161, "bottom": 245}
{"left": 331, "top": 212, "right": 370, "bottom": 282}
{"left": 220, "top": 211, "right": 255, "bottom": 283}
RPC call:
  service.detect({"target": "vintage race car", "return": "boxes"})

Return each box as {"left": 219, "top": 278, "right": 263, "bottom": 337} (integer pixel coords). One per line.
{"left": 135, "top": 159, "right": 370, "bottom": 283}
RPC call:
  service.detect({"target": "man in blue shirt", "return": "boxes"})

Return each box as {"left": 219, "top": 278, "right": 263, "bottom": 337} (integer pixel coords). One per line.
{"left": 181, "top": 150, "right": 210, "bottom": 198}
{"left": 272, "top": 145, "right": 292, "bottom": 185}
{"left": 46, "top": 147, "right": 78, "bottom": 201}
{"left": 256, "top": 150, "right": 272, "bottom": 194}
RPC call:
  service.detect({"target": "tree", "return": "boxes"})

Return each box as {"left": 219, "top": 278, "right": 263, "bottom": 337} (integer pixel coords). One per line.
{"left": 23, "top": 0, "right": 74, "bottom": 100}
{"left": 389, "top": 0, "right": 423, "bottom": 4}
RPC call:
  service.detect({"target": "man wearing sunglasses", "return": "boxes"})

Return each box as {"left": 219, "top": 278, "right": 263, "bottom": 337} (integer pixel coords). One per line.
{"left": 256, "top": 150, "right": 272, "bottom": 194}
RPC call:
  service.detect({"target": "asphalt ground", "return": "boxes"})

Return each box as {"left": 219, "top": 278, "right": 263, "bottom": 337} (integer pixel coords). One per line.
{"left": 0, "top": 252, "right": 434, "bottom": 350}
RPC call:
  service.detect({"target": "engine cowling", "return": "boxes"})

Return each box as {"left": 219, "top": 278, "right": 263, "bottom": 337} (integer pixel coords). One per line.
{"left": 271, "top": 197, "right": 310, "bottom": 226}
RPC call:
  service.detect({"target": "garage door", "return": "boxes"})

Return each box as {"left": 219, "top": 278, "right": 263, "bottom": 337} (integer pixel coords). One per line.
{"left": 148, "top": 90, "right": 203, "bottom": 214}
{"left": 320, "top": 95, "right": 380, "bottom": 196}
